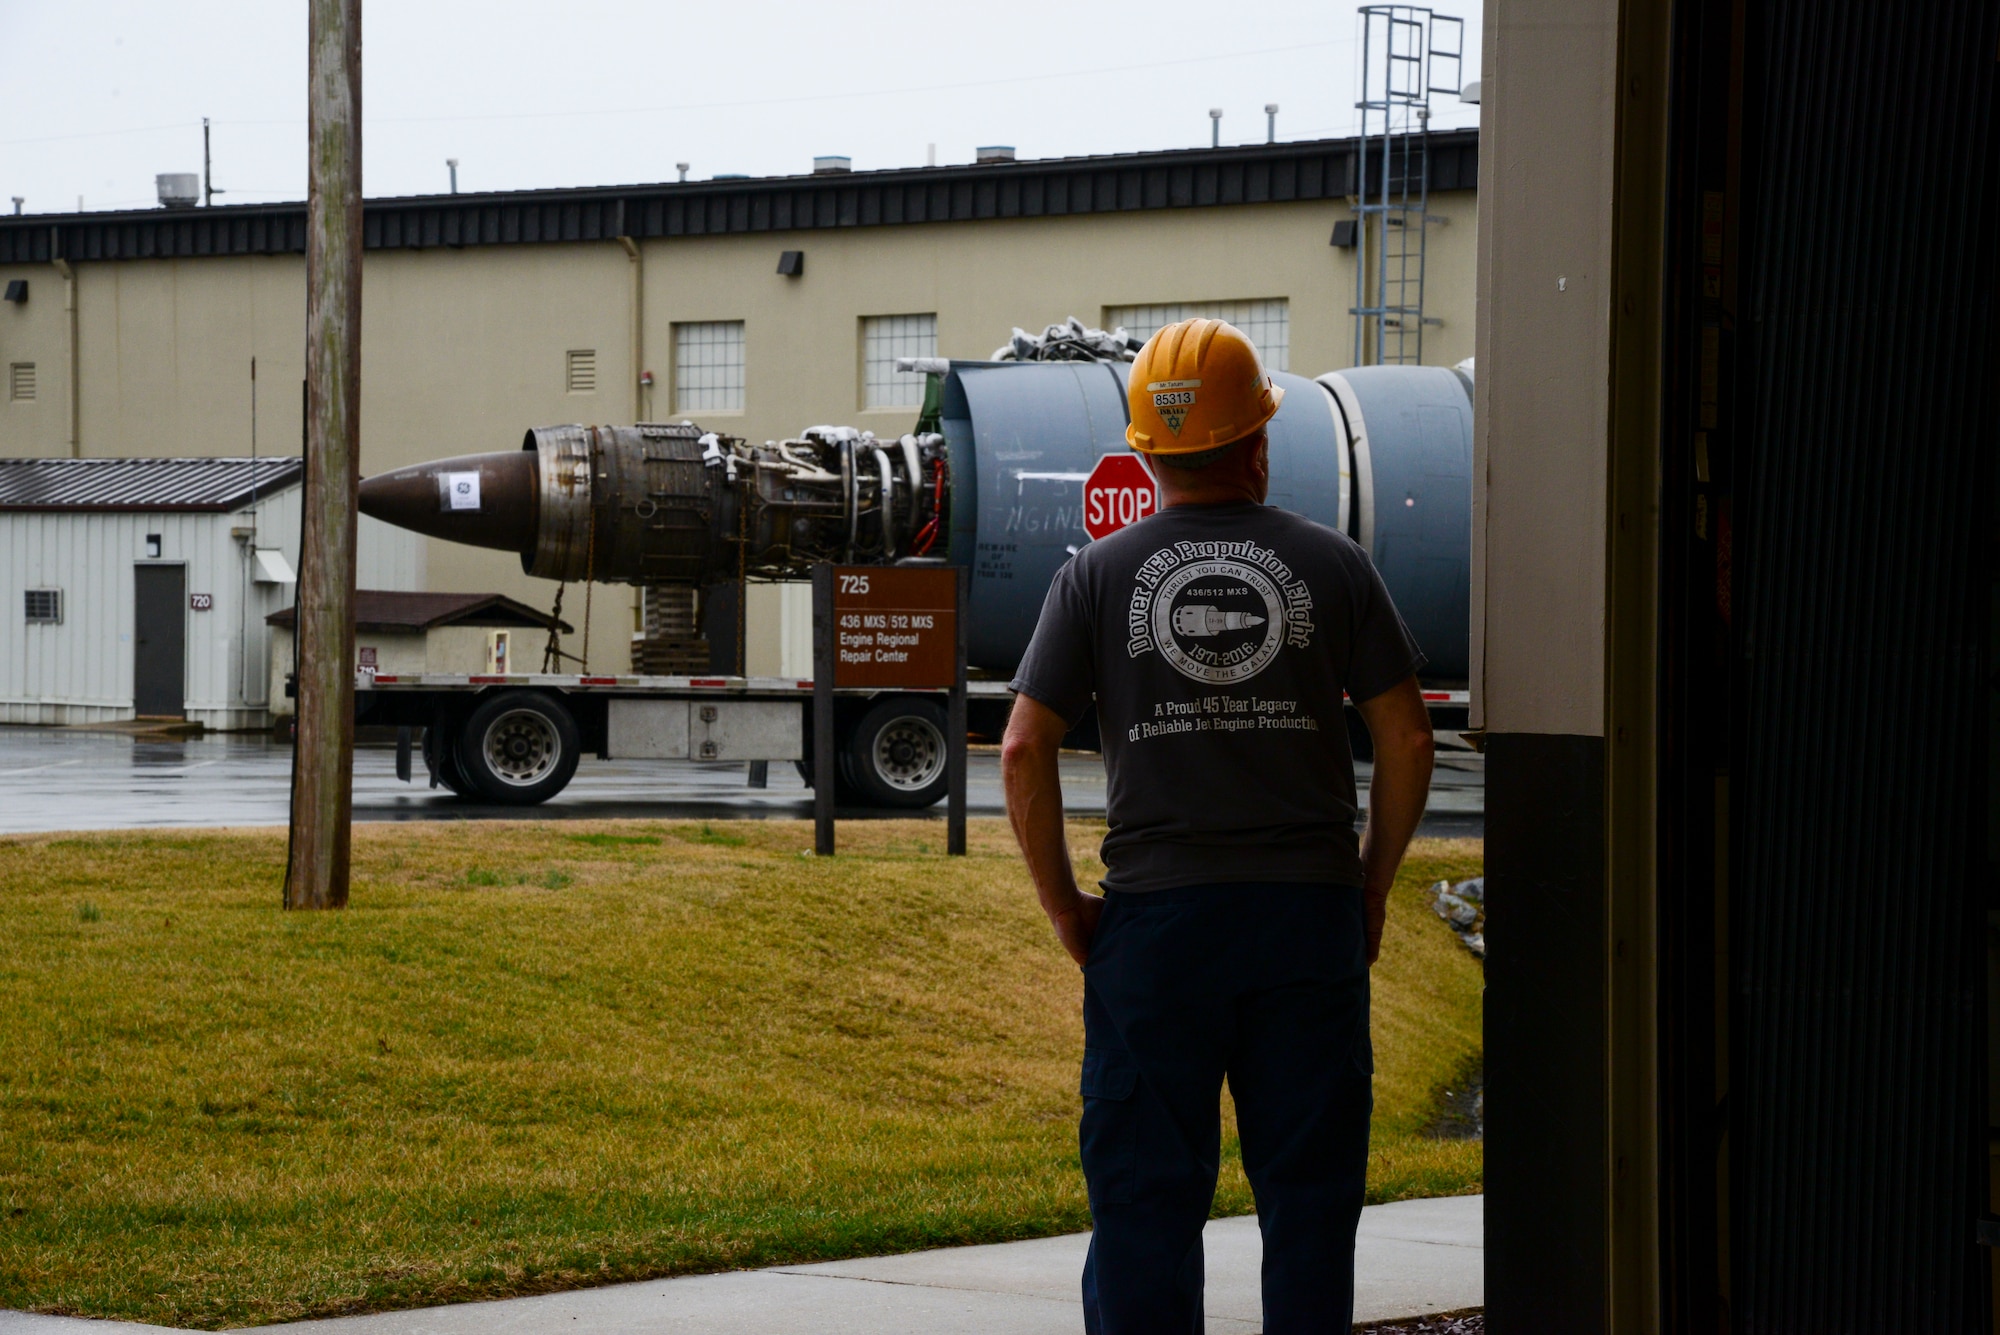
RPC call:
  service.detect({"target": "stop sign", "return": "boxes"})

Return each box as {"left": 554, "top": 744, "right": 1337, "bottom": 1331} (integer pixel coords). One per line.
{"left": 1082, "top": 453, "right": 1160, "bottom": 541}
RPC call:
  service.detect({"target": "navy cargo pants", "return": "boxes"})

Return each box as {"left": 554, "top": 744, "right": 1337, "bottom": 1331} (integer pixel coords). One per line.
{"left": 1078, "top": 881, "right": 1373, "bottom": 1335}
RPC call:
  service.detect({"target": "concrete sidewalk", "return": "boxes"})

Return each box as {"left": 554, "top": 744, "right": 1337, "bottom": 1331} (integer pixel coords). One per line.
{"left": 1, "top": 1195, "right": 1480, "bottom": 1334}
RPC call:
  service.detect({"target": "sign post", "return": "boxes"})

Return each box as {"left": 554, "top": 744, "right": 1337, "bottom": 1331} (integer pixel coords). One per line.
{"left": 812, "top": 563, "right": 966, "bottom": 857}
{"left": 812, "top": 564, "right": 836, "bottom": 855}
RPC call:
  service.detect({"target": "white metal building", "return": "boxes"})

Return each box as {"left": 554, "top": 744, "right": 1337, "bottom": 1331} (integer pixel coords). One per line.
{"left": 0, "top": 458, "right": 420, "bottom": 728}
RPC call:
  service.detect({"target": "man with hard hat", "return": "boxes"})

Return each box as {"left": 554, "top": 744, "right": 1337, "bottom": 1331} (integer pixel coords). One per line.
{"left": 1002, "top": 318, "right": 1436, "bottom": 1333}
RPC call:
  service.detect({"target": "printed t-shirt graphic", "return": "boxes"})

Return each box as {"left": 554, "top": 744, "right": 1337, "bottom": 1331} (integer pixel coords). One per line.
{"left": 1127, "top": 538, "right": 1314, "bottom": 685}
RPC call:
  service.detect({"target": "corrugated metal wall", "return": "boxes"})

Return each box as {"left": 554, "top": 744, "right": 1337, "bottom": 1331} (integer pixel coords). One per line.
{"left": 1, "top": 493, "right": 421, "bottom": 726}
{"left": 1729, "top": 0, "right": 1997, "bottom": 1327}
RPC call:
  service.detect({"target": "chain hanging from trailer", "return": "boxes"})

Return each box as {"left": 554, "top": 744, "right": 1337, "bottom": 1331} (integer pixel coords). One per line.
{"left": 1350, "top": 4, "right": 1462, "bottom": 367}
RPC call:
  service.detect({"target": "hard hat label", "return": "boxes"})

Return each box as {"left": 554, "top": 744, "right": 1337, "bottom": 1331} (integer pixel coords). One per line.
{"left": 1150, "top": 388, "right": 1197, "bottom": 435}
{"left": 1146, "top": 378, "right": 1201, "bottom": 436}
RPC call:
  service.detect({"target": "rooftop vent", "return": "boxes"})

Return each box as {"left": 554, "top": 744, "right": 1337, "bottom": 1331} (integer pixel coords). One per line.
{"left": 156, "top": 173, "right": 199, "bottom": 210}
{"left": 976, "top": 146, "right": 1016, "bottom": 164}
{"left": 812, "top": 155, "right": 852, "bottom": 175}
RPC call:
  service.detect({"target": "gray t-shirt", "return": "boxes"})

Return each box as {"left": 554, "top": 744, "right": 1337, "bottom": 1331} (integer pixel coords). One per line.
{"left": 1010, "top": 500, "right": 1425, "bottom": 892}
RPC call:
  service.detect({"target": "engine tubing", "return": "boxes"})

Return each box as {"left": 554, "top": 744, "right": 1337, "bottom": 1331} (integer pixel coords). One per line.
{"left": 455, "top": 689, "right": 582, "bottom": 806}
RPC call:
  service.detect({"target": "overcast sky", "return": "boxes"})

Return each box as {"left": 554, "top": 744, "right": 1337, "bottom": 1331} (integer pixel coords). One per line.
{"left": 1, "top": 1, "right": 1481, "bottom": 216}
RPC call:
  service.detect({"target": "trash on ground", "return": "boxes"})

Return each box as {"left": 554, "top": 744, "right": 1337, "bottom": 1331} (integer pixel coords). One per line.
{"left": 1355, "top": 1313, "right": 1483, "bottom": 1335}
{"left": 1428, "top": 877, "right": 1486, "bottom": 959}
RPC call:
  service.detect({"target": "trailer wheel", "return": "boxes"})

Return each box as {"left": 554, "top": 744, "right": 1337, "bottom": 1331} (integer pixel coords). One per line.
{"left": 456, "top": 690, "right": 580, "bottom": 805}
{"left": 423, "top": 722, "right": 477, "bottom": 798}
{"left": 842, "top": 697, "right": 950, "bottom": 809}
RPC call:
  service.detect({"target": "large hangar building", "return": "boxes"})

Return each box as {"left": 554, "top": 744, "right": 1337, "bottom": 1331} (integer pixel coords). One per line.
{"left": 0, "top": 131, "right": 1478, "bottom": 689}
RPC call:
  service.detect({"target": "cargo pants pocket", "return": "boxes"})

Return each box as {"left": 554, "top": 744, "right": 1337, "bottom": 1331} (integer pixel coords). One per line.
{"left": 1079, "top": 1046, "right": 1141, "bottom": 1206}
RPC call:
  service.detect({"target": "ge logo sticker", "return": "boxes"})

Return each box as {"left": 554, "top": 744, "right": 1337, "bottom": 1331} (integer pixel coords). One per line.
{"left": 1150, "top": 559, "right": 1284, "bottom": 684}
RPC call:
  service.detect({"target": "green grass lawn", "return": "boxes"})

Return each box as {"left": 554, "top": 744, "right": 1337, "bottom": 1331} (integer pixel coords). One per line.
{"left": 0, "top": 819, "right": 1482, "bottom": 1329}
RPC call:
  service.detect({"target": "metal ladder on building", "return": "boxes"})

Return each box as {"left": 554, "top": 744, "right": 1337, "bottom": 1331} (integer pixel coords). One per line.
{"left": 1351, "top": 5, "right": 1463, "bottom": 367}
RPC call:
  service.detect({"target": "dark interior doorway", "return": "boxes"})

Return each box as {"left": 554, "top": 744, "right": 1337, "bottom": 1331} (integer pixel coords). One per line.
{"left": 133, "top": 565, "right": 187, "bottom": 718}
{"left": 1653, "top": 0, "right": 1997, "bottom": 1328}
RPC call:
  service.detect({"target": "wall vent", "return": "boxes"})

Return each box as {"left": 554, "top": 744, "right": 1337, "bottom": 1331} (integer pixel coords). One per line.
{"left": 566, "top": 349, "right": 597, "bottom": 394}
{"left": 8, "top": 362, "right": 34, "bottom": 401}
{"left": 23, "top": 588, "right": 61, "bottom": 624}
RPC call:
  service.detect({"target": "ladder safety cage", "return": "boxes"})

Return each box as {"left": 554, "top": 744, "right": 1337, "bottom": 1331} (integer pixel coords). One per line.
{"left": 1350, "top": 5, "right": 1465, "bottom": 368}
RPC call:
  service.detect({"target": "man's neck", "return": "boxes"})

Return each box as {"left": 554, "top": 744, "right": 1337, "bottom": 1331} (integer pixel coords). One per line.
{"left": 1159, "top": 487, "right": 1261, "bottom": 508}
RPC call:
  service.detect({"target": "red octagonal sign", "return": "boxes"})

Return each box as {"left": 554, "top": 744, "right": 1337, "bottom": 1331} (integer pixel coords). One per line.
{"left": 1082, "top": 453, "right": 1160, "bottom": 542}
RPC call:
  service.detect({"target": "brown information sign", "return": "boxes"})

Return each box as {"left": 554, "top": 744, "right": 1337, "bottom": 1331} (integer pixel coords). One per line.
{"left": 832, "top": 565, "right": 958, "bottom": 688}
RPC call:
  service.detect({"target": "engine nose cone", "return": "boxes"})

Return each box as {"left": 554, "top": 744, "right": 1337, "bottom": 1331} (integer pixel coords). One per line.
{"left": 358, "top": 451, "right": 538, "bottom": 555}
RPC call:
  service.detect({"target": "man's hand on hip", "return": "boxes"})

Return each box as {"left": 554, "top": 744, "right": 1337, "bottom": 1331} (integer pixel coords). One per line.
{"left": 1049, "top": 892, "right": 1104, "bottom": 967}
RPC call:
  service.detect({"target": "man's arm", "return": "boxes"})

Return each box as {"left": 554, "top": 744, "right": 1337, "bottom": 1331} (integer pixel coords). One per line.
{"left": 1001, "top": 693, "right": 1102, "bottom": 966}
{"left": 1353, "top": 674, "right": 1435, "bottom": 965}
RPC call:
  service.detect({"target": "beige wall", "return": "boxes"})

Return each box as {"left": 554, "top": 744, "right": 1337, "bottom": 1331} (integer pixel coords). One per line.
{"left": 1471, "top": 4, "right": 1615, "bottom": 737}
{"left": 0, "top": 266, "right": 74, "bottom": 456}
{"left": 1, "top": 189, "right": 1477, "bottom": 672}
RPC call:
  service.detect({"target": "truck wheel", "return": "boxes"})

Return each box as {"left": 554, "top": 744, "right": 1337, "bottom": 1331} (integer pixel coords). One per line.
{"left": 842, "top": 697, "right": 950, "bottom": 809}
{"left": 456, "top": 691, "right": 580, "bottom": 805}
{"left": 423, "top": 722, "right": 477, "bottom": 798}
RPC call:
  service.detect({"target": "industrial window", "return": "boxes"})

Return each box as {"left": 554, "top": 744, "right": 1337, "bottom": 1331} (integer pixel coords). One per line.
{"left": 1103, "top": 299, "right": 1290, "bottom": 372}
{"left": 565, "top": 349, "right": 597, "bottom": 395}
{"left": 8, "top": 362, "right": 34, "bottom": 402}
{"left": 23, "top": 589, "right": 61, "bottom": 624}
{"left": 861, "top": 313, "right": 937, "bottom": 409}
{"left": 673, "top": 321, "right": 746, "bottom": 412}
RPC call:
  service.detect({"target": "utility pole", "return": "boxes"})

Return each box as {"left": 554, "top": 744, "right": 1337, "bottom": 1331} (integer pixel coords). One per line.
{"left": 288, "top": 0, "right": 361, "bottom": 910}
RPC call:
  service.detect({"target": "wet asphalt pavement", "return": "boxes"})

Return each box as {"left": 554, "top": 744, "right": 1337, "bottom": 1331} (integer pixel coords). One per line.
{"left": 0, "top": 725, "right": 1483, "bottom": 837}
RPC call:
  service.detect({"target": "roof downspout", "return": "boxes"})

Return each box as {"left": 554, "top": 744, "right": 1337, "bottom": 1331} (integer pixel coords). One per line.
{"left": 617, "top": 232, "right": 642, "bottom": 420}
{"left": 50, "top": 231, "right": 77, "bottom": 458}
{"left": 617, "top": 215, "right": 645, "bottom": 671}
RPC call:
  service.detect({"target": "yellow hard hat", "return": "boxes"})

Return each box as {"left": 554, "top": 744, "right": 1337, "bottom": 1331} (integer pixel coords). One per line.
{"left": 1124, "top": 318, "right": 1284, "bottom": 454}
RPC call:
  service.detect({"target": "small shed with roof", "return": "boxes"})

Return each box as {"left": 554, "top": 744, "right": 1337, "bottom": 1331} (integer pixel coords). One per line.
{"left": 264, "top": 591, "right": 570, "bottom": 718}
{"left": 0, "top": 456, "right": 420, "bottom": 728}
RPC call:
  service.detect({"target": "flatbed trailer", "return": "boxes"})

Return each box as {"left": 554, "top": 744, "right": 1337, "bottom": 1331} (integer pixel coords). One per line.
{"left": 352, "top": 671, "right": 1470, "bottom": 809}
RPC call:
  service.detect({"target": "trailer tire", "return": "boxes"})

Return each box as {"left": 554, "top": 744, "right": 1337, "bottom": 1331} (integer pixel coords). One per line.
{"left": 456, "top": 690, "right": 580, "bottom": 805}
{"left": 841, "top": 697, "right": 950, "bottom": 809}
{"left": 423, "top": 722, "right": 477, "bottom": 798}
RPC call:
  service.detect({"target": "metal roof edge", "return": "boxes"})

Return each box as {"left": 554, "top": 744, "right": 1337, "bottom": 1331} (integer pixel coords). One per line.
{"left": 0, "top": 456, "right": 304, "bottom": 512}
{"left": 0, "top": 129, "right": 1480, "bottom": 264}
